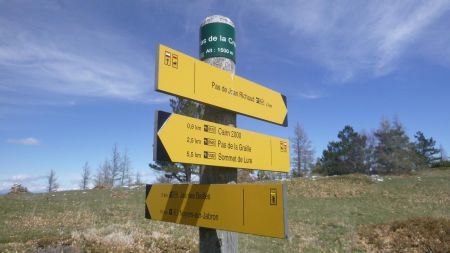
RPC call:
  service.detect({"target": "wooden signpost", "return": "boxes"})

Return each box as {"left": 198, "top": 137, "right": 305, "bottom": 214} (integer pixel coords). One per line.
{"left": 148, "top": 15, "right": 289, "bottom": 252}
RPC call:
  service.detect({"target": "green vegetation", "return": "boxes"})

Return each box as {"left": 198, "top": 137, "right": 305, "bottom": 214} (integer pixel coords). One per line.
{"left": 1, "top": 168, "right": 449, "bottom": 252}
{"left": 315, "top": 118, "right": 447, "bottom": 176}
{"left": 317, "top": 125, "right": 368, "bottom": 175}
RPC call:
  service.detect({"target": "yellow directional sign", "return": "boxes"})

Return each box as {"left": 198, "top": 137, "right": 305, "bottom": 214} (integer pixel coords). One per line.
{"left": 154, "top": 111, "right": 290, "bottom": 172}
{"left": 145, "top": 183, "right": 288, "bottom": 239}
{"left": 155, "top": 44, "right": 288, "bottom": 126}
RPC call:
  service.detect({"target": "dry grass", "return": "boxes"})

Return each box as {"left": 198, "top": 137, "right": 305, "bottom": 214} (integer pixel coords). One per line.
{"left": 0, "top": 187, "right": 198, "bottom": 252}
{"left": 1, "top": 224, "right": 197, "bottom": 253}
{"left": 1, "top": 169, "right": 449, "bottom": 252}
{"left": 287, "top": 174, "right": 374, "bottom": 198}
{"left": 71, "top": 224, "right": 197, "bottom": 253}
{"left": 359, "top": 217, "right": 450, "bottom": 253}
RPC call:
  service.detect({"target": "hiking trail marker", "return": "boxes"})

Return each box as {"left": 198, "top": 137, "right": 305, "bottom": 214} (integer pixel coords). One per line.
{"left": 155, "top": 44, "right": 288, "bottom": 126}
{"left": 145, "top": 183, "right": 287, "bottom": 239}
{"left": 154, "top": 111, "right": 290, "bottom": 173}
{"left": 149, "top": 16, "right": 290, "bottom": 249}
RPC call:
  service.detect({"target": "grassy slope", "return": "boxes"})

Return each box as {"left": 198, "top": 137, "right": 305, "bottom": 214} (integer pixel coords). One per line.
{"left": 0, "top": 168, "right": 449, "bottom": 252}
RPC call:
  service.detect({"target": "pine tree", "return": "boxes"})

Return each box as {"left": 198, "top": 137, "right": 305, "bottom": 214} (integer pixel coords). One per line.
{"left": 374, "top": 118, "right": 416, "bottom": 174}
{"left": 47, "top": 169, "right": 59, "bottom": 192}
{"left": 150, "top": 161, "right": 193, "bottom": 182}
{"left": 319, "top": 126, "right": 367, "bottom": 175}
{"left": 414, "top": 131, "right": 440, "bottom": 166}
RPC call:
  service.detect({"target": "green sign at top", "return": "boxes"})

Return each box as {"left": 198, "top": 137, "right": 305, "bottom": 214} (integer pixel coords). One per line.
{"left": 200, "top": 22, "right": 236, "bottom": 62}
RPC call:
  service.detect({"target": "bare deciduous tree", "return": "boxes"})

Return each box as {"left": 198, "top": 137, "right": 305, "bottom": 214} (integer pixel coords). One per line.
{"left": 291, "top": 122, "right": 314, "bottom": 177}
{"left": 94, "top": 159, "right": 112, "bottom": 188}
{"left": 110, "top": 143, "right": 121, "bottom": 186}
{"left": 80, "top": 162, "right": 91, "bottom": 190}
{"left": 47, "top": 169, "right": 59, "bottom": 192}
{"left": 92, "top": 144, "right": 135, "bottom": 188}
{"left": 440, "top": 145, "right": 448, "bottom": 161}
{"left": 119, "top": 149, "right": 132, "bottom": 186}
{"left": 135, "top": 171, "right": 142, "bottom": 185}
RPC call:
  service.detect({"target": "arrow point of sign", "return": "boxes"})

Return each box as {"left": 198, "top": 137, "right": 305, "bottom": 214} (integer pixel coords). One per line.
{"left": 154, "top": 111, "right": 172, "bottom": 162}
{"left": 145, "top": 184, "right": 152, "bottom": 219}
{"left": 281, "top": 94, "right": 288, "bottom": 127}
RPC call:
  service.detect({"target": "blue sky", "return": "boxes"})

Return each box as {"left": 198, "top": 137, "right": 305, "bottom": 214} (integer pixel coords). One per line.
{"left": 1, "top": 0, "right": 449, "bottom": 193}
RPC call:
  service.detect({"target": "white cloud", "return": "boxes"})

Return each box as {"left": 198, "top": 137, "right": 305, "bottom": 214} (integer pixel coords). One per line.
{"left": 10, "top": 174, "right": 43, "bottom": 181}
{"left": 7, "top": 137, "right": 40, "bottom": 145}
{"left": 0, "top": 14, "right": 162, "bottom": 104}
{"left": 298, "top": 91, "right": 323, "bottom": 100}
{"left": 247, "top": 0, "right": 450, "bottom": 81}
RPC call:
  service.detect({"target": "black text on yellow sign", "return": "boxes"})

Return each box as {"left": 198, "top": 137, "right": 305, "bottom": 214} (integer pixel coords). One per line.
{"left": 155, "top": 44, "right": 288, "bottom": 126}
{"left": 145, "top": 183, "right": 288, "bottom": 239}
{"left": 154, "top": 111, "right": 290, "bottom": 172}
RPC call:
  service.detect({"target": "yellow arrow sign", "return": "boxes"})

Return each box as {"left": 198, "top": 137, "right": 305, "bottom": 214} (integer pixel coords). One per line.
{"left": 145, "top": 183, "right": 287, "bottom": 239}
{"left": 155, "top": 44, "right": 288, "bottom": 126}
{"left": 155, "top": 111, "right": 290, "bottom": 172}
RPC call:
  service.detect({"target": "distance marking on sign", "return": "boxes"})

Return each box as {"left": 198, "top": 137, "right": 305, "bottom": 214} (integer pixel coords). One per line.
{"left": 154, "top": 111, "right": 290, "bottom": 172}
{"left": 145, "top": 183, "right": 288, "bottom": 238}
